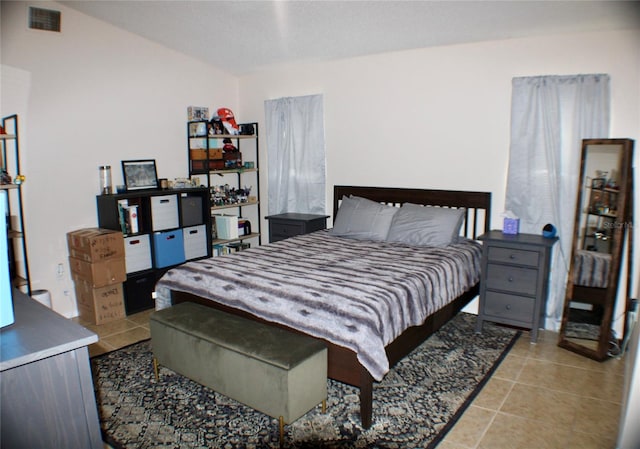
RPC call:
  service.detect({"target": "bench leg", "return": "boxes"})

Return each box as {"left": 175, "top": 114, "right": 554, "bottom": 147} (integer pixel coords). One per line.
{"left": 278, "top": 416, "right": 284, "bottom": 448}
{"left": 152, "top": 357, "right": 159, "bottom": 381}
{"left": 322, "top": 399, "right": 326, "bottom": 414}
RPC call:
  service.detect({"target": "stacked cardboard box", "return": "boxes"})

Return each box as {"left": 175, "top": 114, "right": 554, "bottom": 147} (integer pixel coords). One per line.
{"left": 67, "top": 228, "right": 127, "bottom": 324}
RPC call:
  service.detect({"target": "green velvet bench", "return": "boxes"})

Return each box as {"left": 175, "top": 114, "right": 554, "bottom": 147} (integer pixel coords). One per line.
{"left": 149, "top": 301, "right": 328, "bottom": 445}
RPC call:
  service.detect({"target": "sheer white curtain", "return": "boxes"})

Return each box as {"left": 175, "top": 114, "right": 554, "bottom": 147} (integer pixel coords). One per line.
{"left": 265, "top": 94, "right": 326, "bottom": 215}
{"left": 506, "top": 74, "right": 610, "bottom": 330}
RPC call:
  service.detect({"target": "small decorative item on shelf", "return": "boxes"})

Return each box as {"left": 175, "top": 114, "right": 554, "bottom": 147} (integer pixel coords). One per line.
{"left": 189, "top": 122, "right": 208, "bottom": 137}
{"left": 209, "top": 118, "right": 224, "bottom": 135}
{"left": 222, "top": 138, "right": 237, "bottom": 152}
{"left": 223, "top": 150, "right": 242, "bottom": 168}
{"left": 1, "top": 169, "right": 12, "bottom": 185}
{"left": 173, "top": 178, "right": 191, "bottom": 189}
{"left": 217, "top": 107, "right": 239, "bottom": 135}
{"left": 210, "top": 184, "right": 252, "bottom": 207}
{"left": 14, "top": 174, "right": 25, "bottom": 185}
{"left": 99, "top": 165, "right": 113, "bottom": 195}
{"left": 187, "top": 106, "right": 209, "bottom": 121}
{"left": 239, "top": 124, "right": 255, "bottom": 135}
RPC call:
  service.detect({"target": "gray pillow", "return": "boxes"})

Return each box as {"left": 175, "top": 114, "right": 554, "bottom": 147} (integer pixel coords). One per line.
{"left": 330, "top": 195, "right": 398, "bottom": 241}
{"left": 386, "top": 203, "right": 466, "bottom": 247}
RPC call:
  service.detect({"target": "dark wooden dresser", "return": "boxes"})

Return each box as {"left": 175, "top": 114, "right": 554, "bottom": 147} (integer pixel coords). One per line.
{"left": 265, "top": 213, "right": 329, "bottom": 243}
{"left": 475, "top": 230, "right": 558, "bottom": 342}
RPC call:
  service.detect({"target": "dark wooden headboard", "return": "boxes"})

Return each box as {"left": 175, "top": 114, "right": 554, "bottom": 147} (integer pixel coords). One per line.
{"left": 333, "top": 185, "right": 492, "bottom": 240}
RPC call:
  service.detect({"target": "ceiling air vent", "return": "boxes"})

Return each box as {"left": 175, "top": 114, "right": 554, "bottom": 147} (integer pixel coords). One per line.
{"left": 29, "top": 6, "right": 61, "bottom": 32}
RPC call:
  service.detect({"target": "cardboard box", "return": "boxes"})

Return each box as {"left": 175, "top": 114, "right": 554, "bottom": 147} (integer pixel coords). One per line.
{"left": 67, "top": 228, "right": 125, "bottom": 262}
{"left": 69, "top": 256, "right": 126, "bottom": 287}
{"left": 74, "top": 279, "right": 126, "bottom": 324}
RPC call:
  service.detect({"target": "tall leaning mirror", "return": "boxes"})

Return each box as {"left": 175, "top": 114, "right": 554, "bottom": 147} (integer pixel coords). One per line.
{"left": 559, "top": 138, "right": 634, "bottom": 361}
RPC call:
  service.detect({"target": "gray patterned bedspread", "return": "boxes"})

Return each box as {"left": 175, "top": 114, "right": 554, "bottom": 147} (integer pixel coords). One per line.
{"left": 155, "top": 231, "right": 482, "bottom": 381}
{"left": 574, "top": 249, "right": 610, "bottom": 288}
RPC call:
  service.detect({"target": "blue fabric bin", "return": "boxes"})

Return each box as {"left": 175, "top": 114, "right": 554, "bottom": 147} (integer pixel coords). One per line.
{"left": 153, "top": 229, "right": 186, "bottom": 268}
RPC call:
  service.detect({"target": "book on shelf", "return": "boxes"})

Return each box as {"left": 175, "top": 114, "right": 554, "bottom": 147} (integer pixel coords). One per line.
{"left": 117, "top": 199, "right": 140, "bottom": 235}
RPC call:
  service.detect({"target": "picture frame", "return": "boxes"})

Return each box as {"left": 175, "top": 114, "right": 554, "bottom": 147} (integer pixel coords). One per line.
{"left": 187, "top": 106, "right": 209, "bottom": 122}
{"left": 122, "top": 159, "right": 159, "bottom": 191}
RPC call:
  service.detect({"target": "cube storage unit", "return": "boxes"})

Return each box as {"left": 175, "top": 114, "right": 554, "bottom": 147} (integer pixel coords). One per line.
{"left": 97, "top": 187, "right": 211, "bottom": 314}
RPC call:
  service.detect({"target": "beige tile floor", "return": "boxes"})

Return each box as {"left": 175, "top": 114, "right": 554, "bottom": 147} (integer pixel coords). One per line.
{"left": 79, "top": 311, "right": 625, "bottom": 449}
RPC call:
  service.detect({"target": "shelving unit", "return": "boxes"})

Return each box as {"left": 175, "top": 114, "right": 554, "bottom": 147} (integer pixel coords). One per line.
{"left": 187, "top": 121, "right": 261, "bottom": 251}
{"left": 96, "top": 187, "right": 211, "bottom": 314}
{"left": 1, "top": 114, "right": 31, "bottom": 295}
{"left": 582, "top": 182, "right": 619, "bottom": 253}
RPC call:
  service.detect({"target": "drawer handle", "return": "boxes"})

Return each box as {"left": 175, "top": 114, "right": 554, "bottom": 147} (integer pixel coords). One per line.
{"left": 505, "top": 304, "right": 511, "bottom": 310}
{"left": 508, "top": 276, "right": 514, "bottom": 282}
{"left": 509, "top": 254, "right": 516, "bottom": 260}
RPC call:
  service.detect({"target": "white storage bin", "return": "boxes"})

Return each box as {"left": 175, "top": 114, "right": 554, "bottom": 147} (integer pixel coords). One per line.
{"left": 214, "top": 214, "right": 239, "bottom": 240}
{"left": 124, "top": 234, "right": 152, "bottom": 273}
{"left": 151, "top": 194, "right": 179, "bottom": 231}
{"left": 183, "top": 225, "right": 208, "bottom": 260}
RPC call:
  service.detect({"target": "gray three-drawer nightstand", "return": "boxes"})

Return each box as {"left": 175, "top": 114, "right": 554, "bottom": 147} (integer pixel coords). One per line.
{"left": 265, "top": 213, "right": 329, "bottom": 243}
{"left": 475, "top": 230, "right": 558, "bottom": 343}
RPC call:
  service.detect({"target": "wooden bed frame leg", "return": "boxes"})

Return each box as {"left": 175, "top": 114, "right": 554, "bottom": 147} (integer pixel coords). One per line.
{"left": 153, "top": 357, "right": 159, "bottom": 381}
{"left": 360, "top": 368, "right": 373, "bottom": 429}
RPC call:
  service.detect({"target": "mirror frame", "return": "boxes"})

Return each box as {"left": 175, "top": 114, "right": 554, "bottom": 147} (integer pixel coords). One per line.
{"left": 558, "top": 138, "right": 634, "bottom": 361}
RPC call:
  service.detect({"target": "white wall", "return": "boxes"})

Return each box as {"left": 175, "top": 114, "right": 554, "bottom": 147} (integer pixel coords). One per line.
{"left": 238, "top": 29, "right": 640, "bottom": 317}
{"left": 1, "top": 1, "right": 639, "bottom": 320}
{"left": 1, "top": 1, "right": 240, "bottom": 317}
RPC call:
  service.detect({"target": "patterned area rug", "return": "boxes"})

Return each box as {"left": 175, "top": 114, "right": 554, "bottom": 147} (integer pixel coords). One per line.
{"left": 91, "top": 312, "right": 518, "bottom": 449}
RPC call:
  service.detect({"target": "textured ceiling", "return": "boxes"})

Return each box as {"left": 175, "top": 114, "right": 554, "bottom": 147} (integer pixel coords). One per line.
{"left": 61, "top": 1, "right": 640, "bottom": 75}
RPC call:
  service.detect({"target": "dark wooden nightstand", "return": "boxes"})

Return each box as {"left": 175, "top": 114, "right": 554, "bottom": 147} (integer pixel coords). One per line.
{"left": 475, "top": 230, "right": 558, "bottom": 342}
{"left": 265, "top": 213, "right": 329, "bottom": 243}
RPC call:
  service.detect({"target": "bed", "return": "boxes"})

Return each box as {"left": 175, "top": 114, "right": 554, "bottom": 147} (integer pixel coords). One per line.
{"left": 155, "top": 185, "right": 492, "bottom": 428}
